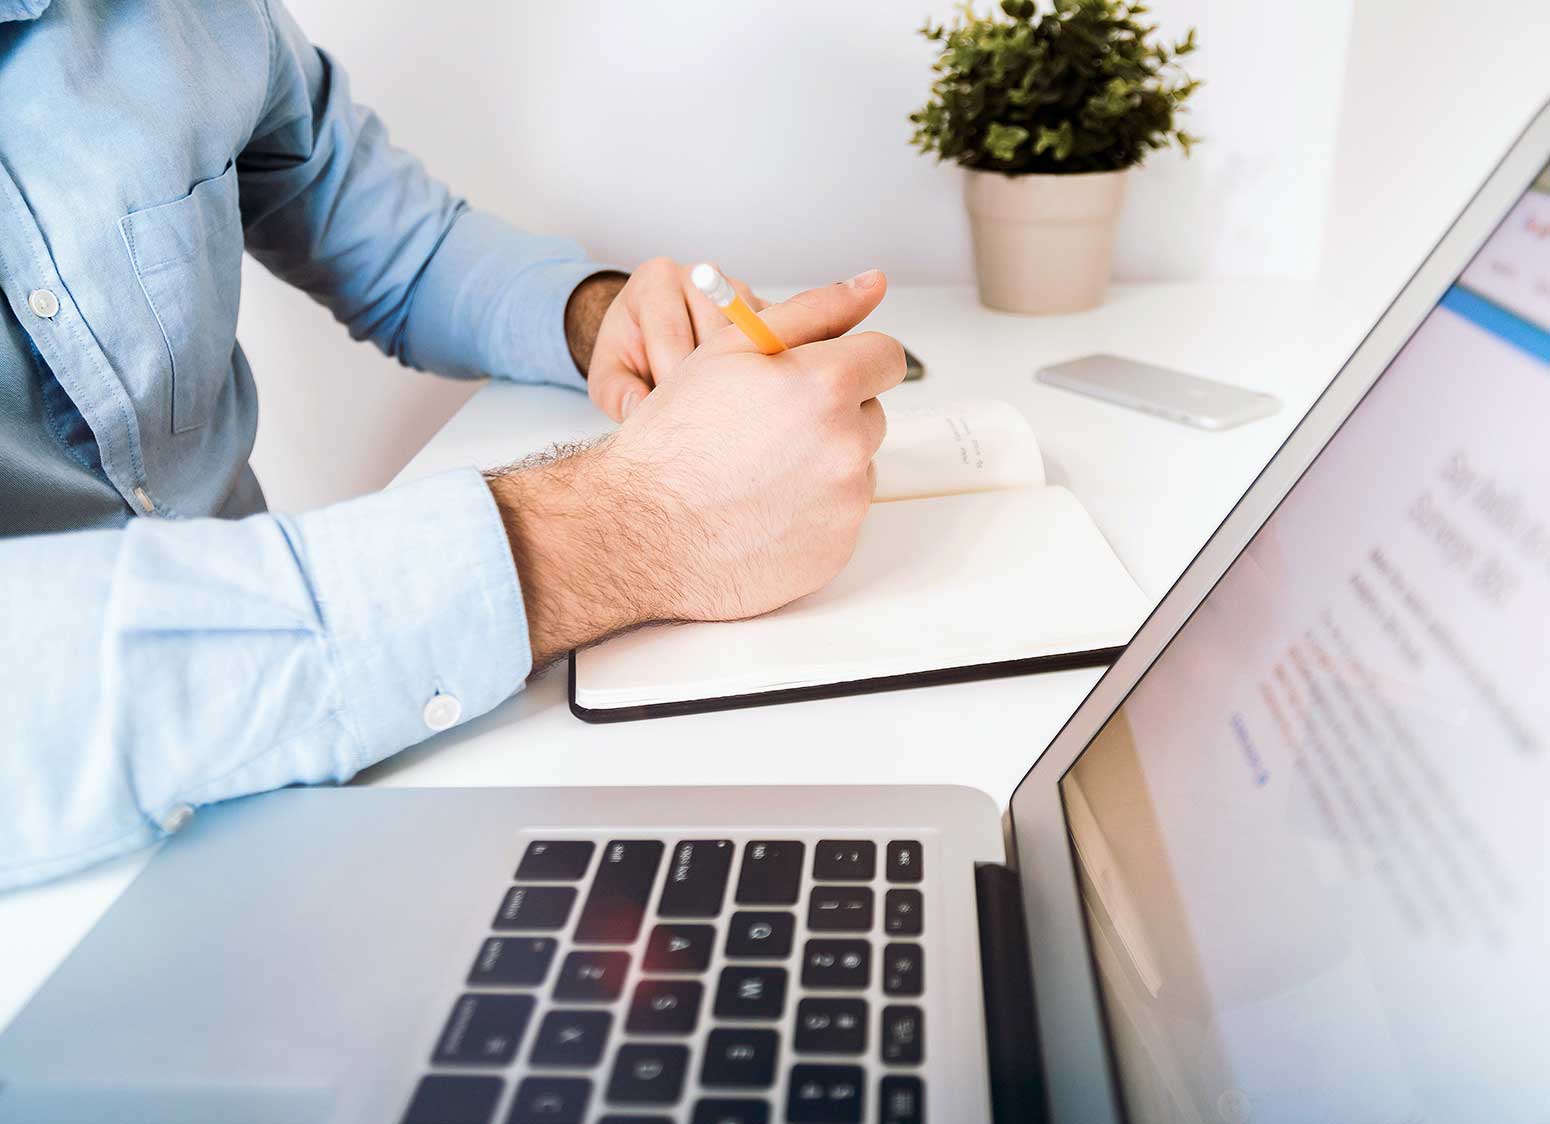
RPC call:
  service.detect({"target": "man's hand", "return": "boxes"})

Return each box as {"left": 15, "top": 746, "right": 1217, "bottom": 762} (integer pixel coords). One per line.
{"left": 490, "top": 269, "right": 902, "bottom": 666}
{"left": 567, "top": 258, "right": 767, "bottom": 423}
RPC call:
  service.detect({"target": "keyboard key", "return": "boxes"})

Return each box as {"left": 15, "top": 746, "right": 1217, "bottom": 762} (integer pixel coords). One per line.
{"left": 880, "top": 1006, "right": 924, "bottom": 1065}
{"left": 626, "top": 978, "right": 703, "bottom": 1035}
{"left": 606, "top": 1043, "right": 689, "bottom": 1105}
{"left": 880, "top": 1075, "right": 925, "bottom": 1124}
{"left": 432, "top": 993, "right": 535, "bottom": 1067}
{"left": 597, "top": 1118, "right": 672, "bottom": 1124}
{"left": 786, "top": 1064, "right": 865, "bottom": 1123}
{"left": 574, "top": 841, "right": 665, "bottom": 944}
{"left": 734, "top": 841, "right": 804, "bottom": 905}
{"left": 468, "top": 937, "right": 557, "bottom": 987}
{"left": 508, "top": 1076, "right": 591, "bottom": 1124}
{"left": 553, "top": 951, "right": 630, "bottom": 1001}
{"left": 700, "top": 1027, "right": 779, "bottom": 1088}
{"left": 643, "top": 923, "right": 715, "bottom": 972}
{"left": 494, "top": 886, "right": 577, "bottom": 931}
{"left": 885, "top": 841, "right": 923, "bottom": 884}
{"left": 713, "top": 965, "right": 787, "bottom": 1020}
{"left": 692, "top": 1099, "right": 770, "bottom": 1124}
{"left": 807, "top": 887, "right": 872, "bottom": 932}
{"left": 882, "top": 944, "right": 923, "bottom": 996}
{"left": 794, "top": 998, "right": 867, "bottom": 1055}
{"left": 724, "top": 911, "right": 795, "bottom": 959}
{"left": 516, "top": 840, "right": 595, "bottom": 881}
{"left": 883, "top": 890, "right": 923, "bottom": 937}
{"left": 801, "top": 940, "right": 870, "bottom": 989}
{"left": 402, "top": 1075, "right": 503, "bottom": 1124}
{"left": 529, "top": 1009, "right": 612, "bottom": 1067}
{"left": 813, "top": 840, "right": 876, "bottom": 881}
{"left": 658, "top": 839, "right": 734, "bottom": 917}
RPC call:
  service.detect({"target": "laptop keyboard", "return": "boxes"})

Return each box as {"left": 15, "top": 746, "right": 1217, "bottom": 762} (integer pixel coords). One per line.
{"left": 402, "top": 836, "right": 929, "bottom": 1124}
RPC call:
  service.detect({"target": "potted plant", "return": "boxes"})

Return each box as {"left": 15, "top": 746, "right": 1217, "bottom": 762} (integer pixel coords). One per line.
{"left": 911, "top": 0, "right": 1201, "bottom": 314}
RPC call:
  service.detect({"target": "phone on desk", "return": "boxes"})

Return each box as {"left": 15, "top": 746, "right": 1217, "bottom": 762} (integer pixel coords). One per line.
{"left": 1037, "top": 353, "right": 1280, "bottom": 430}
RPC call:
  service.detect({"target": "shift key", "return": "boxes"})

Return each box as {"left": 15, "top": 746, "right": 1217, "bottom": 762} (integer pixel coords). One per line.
{"left": 735, "top": 841, "right": 805, "bottom": 905}
{"left": 573, "top": 840, "right": 665, "bottom": 943}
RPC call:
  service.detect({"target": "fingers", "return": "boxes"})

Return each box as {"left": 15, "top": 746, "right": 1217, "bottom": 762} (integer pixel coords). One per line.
{"left": 591, "top": 259, "right": 770, "bottom": 422}
{"left": 681, "top": 269, "right": 726, "bottom": 343}
{"left": 858, "top": 396, "right": 887, "bottom": 455}
{"left": 590, "top": 352, "right": 653, "bottom": 422}
{"left": 801, "top": 330, "right": 907, "bottom": 403}
{"left": 634, "top": 260, "right": 765, "bottom": 381}
{"left": 632, "top": 259, "right": 697, "bottom": 381}
{"left": 752, "top": 269, "right": 888, "bottom": 350}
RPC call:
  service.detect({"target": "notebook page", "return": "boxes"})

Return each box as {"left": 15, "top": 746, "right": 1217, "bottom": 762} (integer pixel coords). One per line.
{"left": 574, "top": 485, "right": 1148, "bottom": 710}
{"left": 872, "top": 399, "right": 1045, "bottom": 503}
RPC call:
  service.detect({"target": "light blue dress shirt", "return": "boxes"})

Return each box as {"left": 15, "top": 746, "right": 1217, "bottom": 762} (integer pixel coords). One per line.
{"left": 0, "top": 0, "right": 608, "bottom": 888}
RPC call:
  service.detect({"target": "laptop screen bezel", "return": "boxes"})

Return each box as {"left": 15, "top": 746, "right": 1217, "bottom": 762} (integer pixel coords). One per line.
{"left": 1004, "top": 98, "right": 1550, "bottom": 1124}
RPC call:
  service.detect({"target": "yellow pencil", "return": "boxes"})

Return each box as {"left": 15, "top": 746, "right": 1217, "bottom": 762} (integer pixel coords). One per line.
{"left": 690, "top": 263, "right": 787, "bottom": 355}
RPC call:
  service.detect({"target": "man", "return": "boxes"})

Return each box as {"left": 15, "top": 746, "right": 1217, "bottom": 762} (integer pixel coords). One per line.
{"left": 0, "top": 1, "right": 902, "bottom": 889}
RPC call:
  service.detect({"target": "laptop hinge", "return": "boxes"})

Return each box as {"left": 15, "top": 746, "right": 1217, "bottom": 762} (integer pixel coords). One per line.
{"left": 976, "top": 861, "right": 1050, "bottom": 1124}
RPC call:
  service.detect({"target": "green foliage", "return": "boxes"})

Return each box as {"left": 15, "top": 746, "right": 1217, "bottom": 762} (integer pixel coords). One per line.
{"left": 910, "top": 0, "right": 1201, "bottom": 176}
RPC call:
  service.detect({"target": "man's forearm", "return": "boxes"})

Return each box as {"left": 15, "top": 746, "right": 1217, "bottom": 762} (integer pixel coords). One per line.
{"left": 564, "top": 272, "right": 628, "bottom": 376}
{"left": 485, "top": 444, "right": 676, "bottom": 666}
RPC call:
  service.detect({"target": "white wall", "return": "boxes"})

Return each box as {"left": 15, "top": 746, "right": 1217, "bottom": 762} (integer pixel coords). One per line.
{"left": 244, "top": 0, "right": 1355, "bottom": 512}
{"left": 503, "top": 0, "right": 1350, "bottom": 285}
{"left": 1321, "top": 0, "right": 1550, "bottom": 331}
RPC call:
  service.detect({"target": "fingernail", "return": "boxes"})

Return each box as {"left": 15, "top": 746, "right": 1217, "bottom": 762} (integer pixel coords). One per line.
{"left": 845, "top": 269, "right": 881, "bottom": 290}
{"left": 621, "top": 390, "right": 642, "bottom": 419}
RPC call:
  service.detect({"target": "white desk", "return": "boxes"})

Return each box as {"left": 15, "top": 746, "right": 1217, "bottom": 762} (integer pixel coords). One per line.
{"left": 0, "top": 280, "right": 1364, "bottom": 1031}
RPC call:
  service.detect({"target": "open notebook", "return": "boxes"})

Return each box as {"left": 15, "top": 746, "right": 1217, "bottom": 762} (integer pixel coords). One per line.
{"left": 570, "top": 399, "right": 1150, "bottom": 721}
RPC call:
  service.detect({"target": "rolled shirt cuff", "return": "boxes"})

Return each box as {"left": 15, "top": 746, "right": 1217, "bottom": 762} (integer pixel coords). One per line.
{"left": 296, "top": 465, "right": 532, "bottom": 770}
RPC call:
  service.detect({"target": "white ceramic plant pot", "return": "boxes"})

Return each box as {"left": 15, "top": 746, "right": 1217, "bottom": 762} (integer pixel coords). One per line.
{"left": 963, "top": 168, "right": 1129, "bottom": 315}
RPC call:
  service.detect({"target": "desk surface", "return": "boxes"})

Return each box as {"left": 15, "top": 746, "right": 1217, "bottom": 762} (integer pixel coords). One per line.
{"left": 0, "top": 280, "right": 1365, "bottom": 1031}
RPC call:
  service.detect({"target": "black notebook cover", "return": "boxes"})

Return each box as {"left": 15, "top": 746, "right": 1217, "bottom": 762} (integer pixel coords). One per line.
{"left": 567, "top": 644, "right": 1122, "bottom": 724}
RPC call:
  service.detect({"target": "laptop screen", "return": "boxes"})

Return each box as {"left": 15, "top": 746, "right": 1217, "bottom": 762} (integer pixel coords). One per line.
{"left": 1060, "top": 159, "right": 1550, "bottom": 1124}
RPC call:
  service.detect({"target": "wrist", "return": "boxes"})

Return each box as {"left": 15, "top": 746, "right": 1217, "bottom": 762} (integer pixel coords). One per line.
{"left": 563, "top": 271, "right": 629, "bottom": 376}
{"left": 486, "top": 445, "right": 671, "bottom": 666}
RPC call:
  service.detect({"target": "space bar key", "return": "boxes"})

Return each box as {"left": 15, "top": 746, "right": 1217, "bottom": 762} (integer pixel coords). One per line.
{"left": 573, "top": 840, "right": 665, "bottom": 944}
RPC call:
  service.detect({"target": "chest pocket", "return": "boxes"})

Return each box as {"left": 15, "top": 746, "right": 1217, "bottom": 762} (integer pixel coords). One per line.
{"left": 120, "top": 163, "right": 243, "bottom": 434}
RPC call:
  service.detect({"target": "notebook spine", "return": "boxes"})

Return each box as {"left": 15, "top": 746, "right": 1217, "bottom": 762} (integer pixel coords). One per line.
{"left": 975, "top": 861, "right": 1050, "bottom": 1124}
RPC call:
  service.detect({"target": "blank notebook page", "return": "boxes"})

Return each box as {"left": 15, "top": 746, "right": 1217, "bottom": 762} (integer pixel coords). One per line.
{"left": 573, "top": 485, "right": 1149, "bottom": 710}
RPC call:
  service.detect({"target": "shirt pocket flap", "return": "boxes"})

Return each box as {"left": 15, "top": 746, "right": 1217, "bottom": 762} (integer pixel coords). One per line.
{"left": 122, "top": 163, "right": 241, "bottom": 271}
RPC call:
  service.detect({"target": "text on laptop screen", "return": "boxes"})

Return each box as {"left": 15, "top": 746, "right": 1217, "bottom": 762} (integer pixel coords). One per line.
{"left": 1060, "top": 160, "right": 1550, "bottom": 1124}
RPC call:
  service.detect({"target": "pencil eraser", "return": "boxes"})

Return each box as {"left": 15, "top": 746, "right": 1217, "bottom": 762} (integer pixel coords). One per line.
{"left": 690, "top": 262, "right": 735, "bottom": 307}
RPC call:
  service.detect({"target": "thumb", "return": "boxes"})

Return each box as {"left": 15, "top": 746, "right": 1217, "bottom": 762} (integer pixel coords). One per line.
{"left": 752, "top": 269, "right": 888, "bottom": 349}
{"left": 588, "top": 355, "right": 653, "bottom": 423}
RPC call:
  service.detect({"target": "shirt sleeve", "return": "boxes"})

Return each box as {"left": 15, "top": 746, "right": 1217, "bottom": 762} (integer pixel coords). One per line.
{"left": 0, "top": 468, "right": 531, "bottom": 890}
{"left": 235, "top": 0, "right": 608, "bottom": 389}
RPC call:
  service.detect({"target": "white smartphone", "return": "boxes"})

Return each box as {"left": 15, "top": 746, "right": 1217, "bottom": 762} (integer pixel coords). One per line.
{"left": 1036, "top": 353, "right": 1281, "bottom": 431}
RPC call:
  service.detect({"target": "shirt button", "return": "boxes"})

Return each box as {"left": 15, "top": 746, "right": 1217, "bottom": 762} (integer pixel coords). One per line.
{"left": 160, "top": 804, "right": 195, "bottom": 834}
{"left": 27, "top": 288, "right": 59, "bottom": 318}
{"left": 423, "top": 693, "right": 462, "bottom": 732}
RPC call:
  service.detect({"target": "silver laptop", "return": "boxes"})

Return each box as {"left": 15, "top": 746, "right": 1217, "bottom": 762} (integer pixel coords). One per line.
{"left": 4, "top": 102, "right": 1549, "bottom": 1124}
